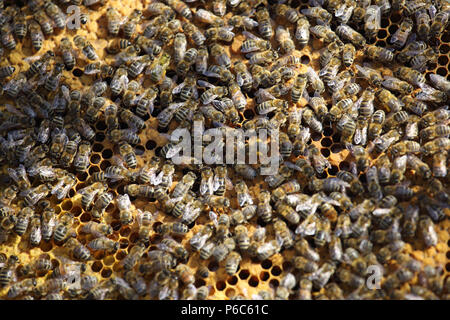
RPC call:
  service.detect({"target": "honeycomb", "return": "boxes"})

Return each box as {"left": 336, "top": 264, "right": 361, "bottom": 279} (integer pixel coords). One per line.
{"left": 0, "top": 0, "right": 449, "bottom": 300}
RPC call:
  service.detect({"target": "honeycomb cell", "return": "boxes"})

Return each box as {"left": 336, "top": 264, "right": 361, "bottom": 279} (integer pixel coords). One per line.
{"left": 103, "top": 256, "right": 115, "bottom": 266}
{"left": 436, "top": 67, "right": 447, "bottom": 77}
{"left": 95, "top": 132, "right": 106, "bottom": 143}
{"left": 129, "top": 232, "right": 139, "bottom": 244}
{"left": 239, "top": 269, "right": 250, "bottom": 280}
{"left": 96, "top": 121, "right": 107, "bottom": 131}
{"left": 321, "top": 148, "right": 330, "bottom": 157}
{"left": 39, "top": 241, "right": 53, "bottom": 252}
{"left": 440, "top": 44, "right": 449, "bottom": 54}
{"left": 90, "top": 154, "right": 101, "bottom": 165}
{"left": 377, "top": 29, "right": 388, "bottom": 39}
{"left": 216, "top": 280, "right": 226, "bottom": 291}
{"left": 321, "top": 138, "right": 332, "bottom": 147}
{"left": 243, "top": 109, "right": 255, "bottom": 120}
{"left": 61, "top": 200, "right": 73, "bottom": 211}
{"left": 271, "top": 265, "right": 282, "bottom": 276}
{"left": 71, "top": 206, "right": 82, "bottom": 217}
{"left": 208, "top": 260, "right": 220, "bottom": 272}
{"left": 269, "top": 279, "right": 280, "bottom": 288}
{"left": 311, "top": 132, "right": 322, "bottom": 141}
{"left": 101, "top": 149, "right": 113, "bottom": 159}
{"left": 101, "top": 268, "right": 112, "bottom": 278}
{"left": 80, "top": 213, "right": 91, "bottom": 222}
{"left": 248, "top": 276, "right": 259, "bottom": 287}
{"left": 145, "top": 140, "right": 157, "bottom": 150}
{"left": 331, "top": 144, "right": 343, "bottom": 154}
{"left": 323, "top": 127, "right": 333, "bottom": 137}
{"left": 91, "top": 261, "right": 103, "bottom": 272}
{"left": 72, "top": 68, "right": 83, "bottom": 77}
{"left": 301, "top": 55, "right": 310, "bottom": 65}
{"left": 438, "top": 55, "right": 449, "bottom": 66}
{"left": 77, "top": 172, "right": 88, "bottom": 182}
{"left": 120, "top": 226, "right": 131, "bottom": 237}
{"left": 93, "top": 143, "right": 104, "bottom": 153}
{"left": 225, "top": 288, "right": 236, "bottom": 298}
{"left": 259, "top": 271, "right": 270, "bottom": 281}
{"left": 388, "top": 25, "right": 398, "bottom": 34}
{"left": 100, "top": 160, "right": 111, "bottom": 170}
{"left": 328, "top": 165, "right": 339, "bottom": 176}
{"left": 261, "top": 260, "right": 272, "bottom": 270}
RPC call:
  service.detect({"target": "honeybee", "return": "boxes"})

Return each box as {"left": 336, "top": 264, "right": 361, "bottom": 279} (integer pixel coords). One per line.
{"left": 72, "top": 141, "right": 90, "bottom": 173}
{"left": 7, "top": 165, "right": 31, "bottom": 191}
{"left": 295, "top": 238, "right": 320, "bottom": 263}
{"left": 0, "top": 255, "right": 19, "bottom": 287}
{"left": 88, "top": 237, "right": 119, "bottom": 253}
{"left": 255, "top": 191, "right": 272, "bottom": 223}
{"left": 195, "top": 8, "right": 222, "bottom": 25}
{"left": 65, "top": 238, "right": 91, "bottom": 261}
{"left": 23, "top": 183, "right": 51, "bottom": 207}
{"left": 336, "top": 24, "right": 366, "bottom": 47}
{"left": 225, "top": 252, "right": 242, "bottom": 276}
{"left": 121, "top": 243, "right": 146, "bottom": 271}
{"left": 115, "top": 194, "right": 133, "bottom": 225}
{"left": 255, "top": 99, "right": 288, "bottom": 115}
{"left": 1, "top": 24, "right": 16, "bottom": 50}
{"left": 390, "top": 17, "right": 413, "bottom": 49}
{"left": 430, "top": 9, "right": 450, "bottom": 39}
{"left": 301, "top": 6, "right": 332, "bottom": 24}
{"left": 228, "top": 181, "right": 251, "bottom": 209}
{"left": 390, "top": 140, "right": 421, "bottom": 157}
{"left": 275, "top": 26, "right": 295, "bottom": 53}
{"left": 274, "top": 219, "right": 294, "bottom": 249}
{"left": 182, "top": 21, "right": 205, "bottom": 46}
{"left": 53, "top": 212, "right": 74, "bottom": 242}
{"left": 432, "top": 151, "right": 447, "bottom": 178}
{"left": 205, "top": 26, "right": 235, "bottom": 43}
{"left": 422, "top": 137, "right": 450, "bottom": 155}
{"left": 382, "top": 76, "right": 413, "bottom": 95}
{"left": 256, "top": 239, "right": 281, "bottom": 261}
{"left": 365, "top": 45, "right": 394, "bottom": 63}
{"left": 418, "top": 216, "right": 438, "bottom": 247}
{"left": 295, "top": 16, "right": 310, "bottom": 47}
{"left": 159, "top": 237, "right": 189, "bottom": 261}
{"left": 198, "top": 82, "right": 227, "bottom": 106}
{"left": 306, "top": 66, "right": 325, "bottom": 94}
{"left": 105, "top": 7, "right": 122, "bottom": 36}
{"left": 73, "top": 35, "right": 98, "bottom": 60}
{"left": 233, "top": 61, "right": 253, "bottom": 93}
{"left": 255, "top": 6, "right": 273, "bottom": 39}
{"left": 148, "top": 52, "right": 171, "bottom": 83}
{"left": 355, "top": 65, "right": 382, "bottom": 87}
{"left": 123, "top": 9, "right": 142, "bottom": 39}
{"left": 177, "top": 48, "right": 198, "bottom": 77}
{"left": 274, "top": 3, "right": 301, "bottom": 23}
{"left": 415, "top": 8, "right": 431, "bottom": 40}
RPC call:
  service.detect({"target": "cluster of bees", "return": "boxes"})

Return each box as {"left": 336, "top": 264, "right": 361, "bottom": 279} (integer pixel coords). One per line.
{"left": 0, "top": 0, "right": 449, "bottom": 300}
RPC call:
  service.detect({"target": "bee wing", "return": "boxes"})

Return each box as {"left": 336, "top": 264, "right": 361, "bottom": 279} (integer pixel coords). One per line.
{"left": 150, "top": 170, "right": 164, "bottom": 186}
{"left": 197, "top": 79, "right": 215, "bottom": 88}
{"left": 255, "top": 89, "right": 276, "bottom": 103}
{"left": 209, "top": 211, "right": 218, "bottom": 227}
{"left": 172, "top": 82, "right": 186, "bottom": 94}
{"left": 242, "top": 30, "right": 260, "bottom": 40}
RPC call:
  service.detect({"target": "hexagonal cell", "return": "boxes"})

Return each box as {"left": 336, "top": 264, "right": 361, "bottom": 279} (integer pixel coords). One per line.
{"left": 248, "top": 276, "right": 259, "bottom": 287}
{"left": 271, "top": 265, "right": 282, "bottom": 276}
{"left": 61, "top": 200, "right": 73, "bottom": 211}
{"left": 101, "top": 268, "right": 112, "bottom": 278}
{"left": 91, "top": 261, "right": 103, "bottom": 273}
{"left": 238, "top": 269, "right": 250, "bottom": 280}
{"left": 225, "top": 288, "right": 236, "bottom": 298}
{"left": 259, "top": 271, "right": 270, "bottom": 281}
{"left": 215, "top": 280, "right": 226, "bottom": 291}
